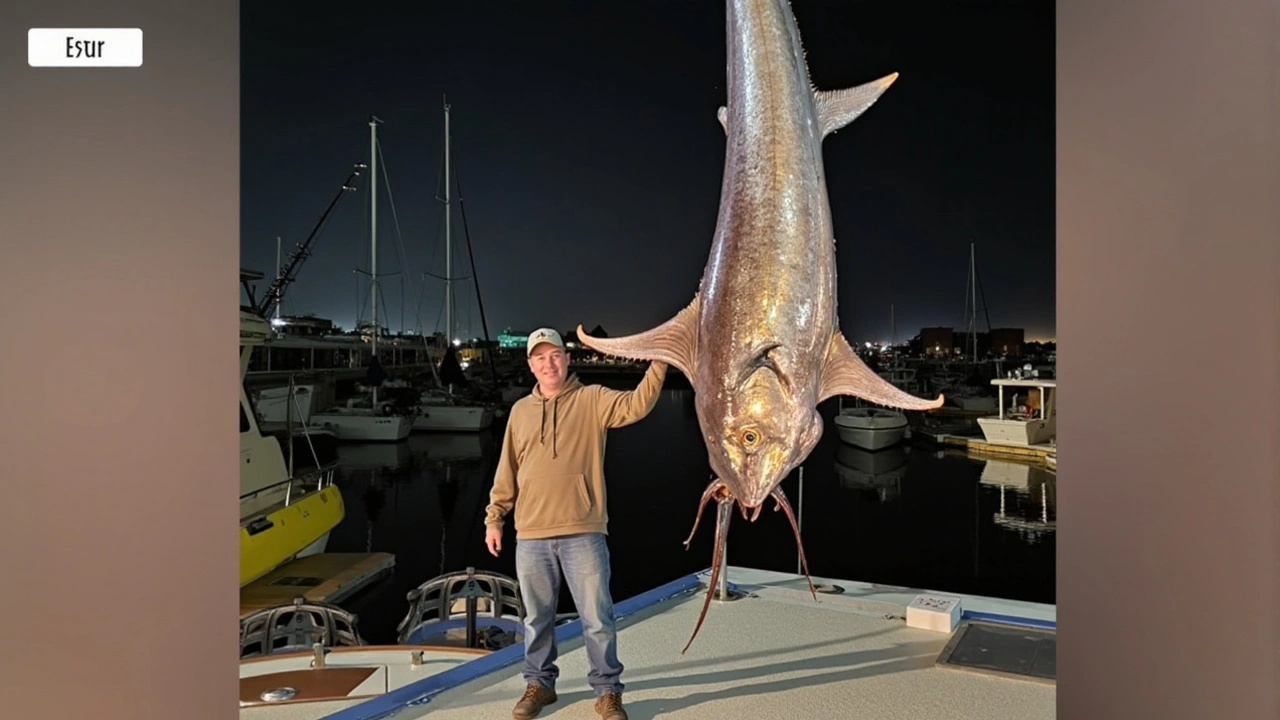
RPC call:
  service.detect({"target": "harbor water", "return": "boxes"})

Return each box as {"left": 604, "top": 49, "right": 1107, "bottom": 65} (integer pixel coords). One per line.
{"left": 325, "top": 383, "right": 1056, "bottom": 644}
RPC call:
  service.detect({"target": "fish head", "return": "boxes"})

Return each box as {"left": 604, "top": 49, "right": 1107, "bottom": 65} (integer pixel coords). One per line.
{"left": 697, "top": 362, "right": 823, "bottom": 511}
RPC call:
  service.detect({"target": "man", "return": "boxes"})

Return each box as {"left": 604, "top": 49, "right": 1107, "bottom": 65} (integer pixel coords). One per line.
{"left": 485, "top": 327, "right": 667, "bottom": 720}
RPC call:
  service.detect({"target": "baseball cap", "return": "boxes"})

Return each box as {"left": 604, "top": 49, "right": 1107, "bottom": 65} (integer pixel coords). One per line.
{"left": 526, "top": 327, "right": 566, "bottom": 356}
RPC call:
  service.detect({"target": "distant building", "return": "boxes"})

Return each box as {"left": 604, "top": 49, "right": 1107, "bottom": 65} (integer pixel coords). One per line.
{"left": 989, "top": 328, "right": 1026, "bottom": 357}
{"left": 497, "top": 329, "right": 530, "bottom": 350}
{"left": 919, "top": 327, "right": 954, "bottom": 356}
{"left": 499, "top": 326, "right": 607, "bottom": 354}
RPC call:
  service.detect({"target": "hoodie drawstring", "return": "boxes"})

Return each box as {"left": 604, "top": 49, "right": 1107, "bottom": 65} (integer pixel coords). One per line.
{"left": 539, "top": 396, "right": 560, "bottom": 458}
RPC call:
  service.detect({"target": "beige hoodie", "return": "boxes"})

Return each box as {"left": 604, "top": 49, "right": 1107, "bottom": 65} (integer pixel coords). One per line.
{"left": 484, "top": 362, "right": 667, "bottom": 540}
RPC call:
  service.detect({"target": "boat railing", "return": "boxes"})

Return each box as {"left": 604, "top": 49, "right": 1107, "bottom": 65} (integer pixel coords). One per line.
{"left": 240, "top": 463, "right": 338, "bottom": 506}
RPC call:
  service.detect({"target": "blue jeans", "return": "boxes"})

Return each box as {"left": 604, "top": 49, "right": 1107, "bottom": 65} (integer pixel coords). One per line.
{"left": 515, "top": 532, "right": 624, "bottom": 696}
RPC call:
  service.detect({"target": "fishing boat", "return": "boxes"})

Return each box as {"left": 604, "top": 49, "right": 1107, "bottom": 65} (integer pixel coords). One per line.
{"left": 832, "top": 399, "right": 909, "bottom": 451}
{"left": 975, "top": 375, "right": 1057, "bottom": 448}
{"left": 238, "top": 568, "right": 525, "bottom": 716}
{"left": 240, "top": 311, "right": 346, "bottom": 587}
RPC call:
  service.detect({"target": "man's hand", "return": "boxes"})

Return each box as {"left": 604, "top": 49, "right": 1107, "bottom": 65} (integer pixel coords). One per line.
{"left": 485, "top": 527, "right": 502, "bottom": 557}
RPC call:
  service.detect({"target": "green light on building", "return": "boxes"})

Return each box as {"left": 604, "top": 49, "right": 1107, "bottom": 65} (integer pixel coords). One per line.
{"left": 498, "top": 330, "right": 529, "bottom": 349}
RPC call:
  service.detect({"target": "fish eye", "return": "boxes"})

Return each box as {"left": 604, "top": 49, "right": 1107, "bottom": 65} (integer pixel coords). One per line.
{"left": 740, "top": 428, "right": 759, "bottom": 447}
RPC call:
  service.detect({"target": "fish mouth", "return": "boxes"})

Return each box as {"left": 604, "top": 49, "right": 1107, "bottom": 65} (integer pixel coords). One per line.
{"left": 732, "top": 493, "right": 770, "bottom": 521}
{"left": 679, "top": 477, "right": 815, "bottom": 655}
{"left": 713, "top": 477, "right": 768, "bottom": 520}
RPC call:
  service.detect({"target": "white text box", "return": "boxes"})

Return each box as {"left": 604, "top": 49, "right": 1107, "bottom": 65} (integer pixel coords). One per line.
{"left": 29, "top": 28, "right": 144, "bottom": 68}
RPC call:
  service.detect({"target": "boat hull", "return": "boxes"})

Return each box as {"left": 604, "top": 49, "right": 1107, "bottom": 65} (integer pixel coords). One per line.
{"left": 413, "top": 405, "right": 495, "bottom": 432}
{"left": 833, "top": 409, "right": 908, "bottom": 451}
{"left": 240, "top": 484, "right": 345, "bottom": 587}
{"left": 311, "top": 411, "right": 413, "bottom": 442}
{"left": 255, "top": 384, "right": 317, "bottom": 424}
{"left": 976, "top": 416, "right": 1055, "bottom": 446}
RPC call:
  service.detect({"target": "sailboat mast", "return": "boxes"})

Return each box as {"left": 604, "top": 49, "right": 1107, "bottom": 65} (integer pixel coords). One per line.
{"left": 443, "top": 97, "right": 453, "bottom": 346}
{"left": 891, "top": 303, "right": 902, "bottom": 369}
{"left": 369, "top": 116, "right": 380, "bottom": 406}
{"left": 274, "top": 236, "right": 282, "bottom": 322}
{"left": 970, "top": 242, "right": 977, "bottom": 364}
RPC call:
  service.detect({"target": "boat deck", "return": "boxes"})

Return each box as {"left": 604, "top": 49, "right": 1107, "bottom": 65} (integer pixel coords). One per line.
{"left": 240, "top": 552, "right": 395, "bottom": 618}
{"left": 241, "top": 647, "right": 487, "bottom": 719}
{"left": 321, "top": 567, "right": 1054, "bottom": 720}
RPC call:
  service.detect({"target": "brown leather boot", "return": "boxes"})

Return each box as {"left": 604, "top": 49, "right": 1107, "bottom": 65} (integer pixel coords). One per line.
{"left": 511, "top": 683, "right": 557, "bottom": 719}
{"left": 594, "top": 691, "right": 628, "bottom": 720}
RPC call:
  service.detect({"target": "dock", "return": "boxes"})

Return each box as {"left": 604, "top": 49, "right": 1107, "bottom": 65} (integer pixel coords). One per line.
{"left": 311, "top": 567, "right": 1055, "bottom": 720}
{"left": 917, "top": 429, "right": 1055, "bottom": 463}
{"left": 240, "top": 552, "right": 396, "bottom": 618}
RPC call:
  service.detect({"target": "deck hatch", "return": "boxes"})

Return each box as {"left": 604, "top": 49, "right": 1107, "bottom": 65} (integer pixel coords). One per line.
{"left": 936, "top": 619, "right": 1056, "bottom": 684}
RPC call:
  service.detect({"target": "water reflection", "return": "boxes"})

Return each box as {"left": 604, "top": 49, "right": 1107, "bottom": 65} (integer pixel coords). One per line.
{"left": 337, "top": 440, "right": 412, "bottom": 471}
{"left": 320, "top": 390, "right": 1058, "bottom": 642}
{"left": 420, "top": 432, "right": 494, "bottom": 464}
{"left": 325, "top": 432, "right": 503, "bottom": 643}
{"left": 979, "top": 457, "right": 1057, "bottom": 542}
{"left": 832, "top": 445, "right": 909, "bottom": 502}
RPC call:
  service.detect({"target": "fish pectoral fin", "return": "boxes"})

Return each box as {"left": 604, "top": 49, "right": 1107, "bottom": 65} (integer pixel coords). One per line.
{"left": 817, "top": 330, "right": 944, "bottom": 410}
{"left": 576, "top": 293, "right": 700, "bottom": 379}
{"left": 814, "top": 72, "right": 899, "bottom": 138}
{"left": 717, "top": 106, "right": 728, "bottom": 133}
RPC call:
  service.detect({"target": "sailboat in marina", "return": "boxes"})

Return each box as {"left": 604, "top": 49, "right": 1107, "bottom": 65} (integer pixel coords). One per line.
{"left": 945, "top": 242, "right": 999, "bottom": 412}
{"left": 310, "top": 116, "right": 414, "bottom": 442}
{"left": 410, "top": 98, "right": 495, "bottom": 433}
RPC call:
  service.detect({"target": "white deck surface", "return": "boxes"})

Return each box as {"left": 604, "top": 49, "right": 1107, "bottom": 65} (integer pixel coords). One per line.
{"left": 240, "top": 647, "right": 479, "bottom": 720}
{"left": 398, "top": 567, "right": 1056, "bottom": 720}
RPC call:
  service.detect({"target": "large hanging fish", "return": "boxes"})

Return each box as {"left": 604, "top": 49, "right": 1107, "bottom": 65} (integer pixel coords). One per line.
{"left": 578, "top": 0, "right": 942, "bottom": 652}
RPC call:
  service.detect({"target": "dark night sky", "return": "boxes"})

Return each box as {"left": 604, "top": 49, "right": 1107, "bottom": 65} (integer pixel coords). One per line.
{"left": 240, "top": 1, "right": 1055, "bottom": 343}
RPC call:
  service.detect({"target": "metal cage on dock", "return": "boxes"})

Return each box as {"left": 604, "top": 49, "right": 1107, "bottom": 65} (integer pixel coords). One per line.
{"left": 396, "top": 567, "right": 525, "bottom": 650}
{"left": 239, "top": 597, "right": 365, "bottom": 659}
